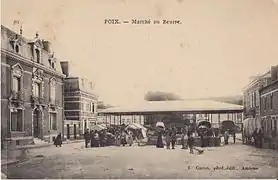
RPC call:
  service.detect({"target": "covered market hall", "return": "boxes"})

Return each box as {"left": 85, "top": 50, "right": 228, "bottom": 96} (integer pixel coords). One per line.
{"left": 97, "top": 100, "right": 244, "bottom": 129}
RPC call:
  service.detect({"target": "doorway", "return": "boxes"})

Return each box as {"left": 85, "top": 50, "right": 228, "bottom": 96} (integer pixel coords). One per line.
{"left": 33, "top": 109, "right": 41, "bottom": 138}
{"left": 67, "top": 124, "right": 70, "bottom": 139}
{"left": 73, "top": 124, "right": 77, "bottom": 139}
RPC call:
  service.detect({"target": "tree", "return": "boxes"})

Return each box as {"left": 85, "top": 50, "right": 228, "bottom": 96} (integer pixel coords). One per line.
{"left": 144, "top": 91, "right": 182, "bottom": 101}
{"left": 97, "top": 100, "right": 113, "bottom": 109}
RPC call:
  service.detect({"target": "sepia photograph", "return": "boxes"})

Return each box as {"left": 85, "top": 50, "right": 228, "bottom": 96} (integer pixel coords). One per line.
{"left": 1, "top": 0, "right": 278, "bottom": 179}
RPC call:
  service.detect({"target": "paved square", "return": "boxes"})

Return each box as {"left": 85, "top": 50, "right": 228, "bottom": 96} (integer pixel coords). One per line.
{"left": 4, "top": 142, "right": 278, "bottom": 179}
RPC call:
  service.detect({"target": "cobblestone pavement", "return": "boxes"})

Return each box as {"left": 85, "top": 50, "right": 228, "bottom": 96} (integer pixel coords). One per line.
{"left": 4, "top": 141, "right": 278, "bottom": 179}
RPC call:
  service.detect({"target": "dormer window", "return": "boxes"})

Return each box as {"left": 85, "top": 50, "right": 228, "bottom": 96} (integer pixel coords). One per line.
{"left": 35, "top": 49, "right": 40, "bottom": 63}
{"left": 48, "top": 53, "right": 56, "bottom": 70}
{"left": 10, "top": 34, "right": 21, "bottom": 54}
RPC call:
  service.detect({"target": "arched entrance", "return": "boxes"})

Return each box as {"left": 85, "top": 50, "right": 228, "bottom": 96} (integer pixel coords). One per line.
{"left": 33, "top": 108, "right": 41, "bottom": 138}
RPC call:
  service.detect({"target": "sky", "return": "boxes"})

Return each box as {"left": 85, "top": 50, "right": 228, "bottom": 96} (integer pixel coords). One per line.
{"left": 1, "top": 0, "right": 278, "bottom": 106}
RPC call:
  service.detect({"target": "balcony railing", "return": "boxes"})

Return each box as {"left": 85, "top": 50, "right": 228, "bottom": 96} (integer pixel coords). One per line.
{"left": 49, "top": 99, "right": 62, "bottom": 106}
{"left": 11, "top": 91, "right": 24, "bottom": 101}
{"left": 30, "top": 95, "right": 47, "bottom": 105}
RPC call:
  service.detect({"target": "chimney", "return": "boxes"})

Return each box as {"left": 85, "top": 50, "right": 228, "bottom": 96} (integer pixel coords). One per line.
{"left": 270, "top": 65, "right": 278, "bottom": 81}
{"left": 60, "top": 61, "right": 69, "bottom": 77}
{"left": 42, "top": 40, "right": 52, "bottom": 53}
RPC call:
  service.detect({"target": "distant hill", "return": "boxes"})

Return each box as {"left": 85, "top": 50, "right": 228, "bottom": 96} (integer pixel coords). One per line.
{"left": 144, "top": 91, "right": 242, "bottom": 105}
{"left": 198, "top": 95, "right": 243, "bottom": 105}
{"left": 144, "top": 91, "right": 183, "bottom": 101}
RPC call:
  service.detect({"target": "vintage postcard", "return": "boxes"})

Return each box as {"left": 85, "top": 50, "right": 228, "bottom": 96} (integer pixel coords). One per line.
{"left": 1, "top": 0, "right": 278, "bottom": 179}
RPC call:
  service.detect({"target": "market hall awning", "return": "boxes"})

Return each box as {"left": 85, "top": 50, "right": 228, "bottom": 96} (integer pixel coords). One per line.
{"left": 98, "top": 100, "right": 243, "bottom": 115}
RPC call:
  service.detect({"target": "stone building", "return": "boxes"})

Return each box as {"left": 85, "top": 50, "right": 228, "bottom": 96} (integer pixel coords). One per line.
{"left": 1, "top": 25, "right": 65, "bottom": 148}
{"left": 243, "top": 70, "right": 271, "bottom": 124}
{"left": 260, "top": 65, "right": 278, "bottom": 137}
{"left": 61, "top": 61, "right": 98, "bottom": 139}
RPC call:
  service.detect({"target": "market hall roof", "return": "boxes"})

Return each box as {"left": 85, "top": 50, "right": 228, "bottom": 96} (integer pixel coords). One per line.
{"left": 98, "top": 100, "right": 243, "bottom": 115}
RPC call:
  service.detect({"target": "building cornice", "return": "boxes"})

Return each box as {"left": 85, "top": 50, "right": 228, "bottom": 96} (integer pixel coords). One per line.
{"left": 1, "top": 48, "right": 66, "bottom": 78}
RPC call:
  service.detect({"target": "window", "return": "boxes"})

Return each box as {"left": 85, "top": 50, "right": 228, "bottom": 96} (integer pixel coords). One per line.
{"left": 13, "top": 76, "right": 20, "bottom": 92}
{"left": 11, "top": 109, "right": 23, "bottom": 131}
{"left": 270, "top": 93, "right": 273, "bottom": 109}
{"left": 35, "top": 49, "right": 40, "bottom": 63}
{"left": 249, "top": 94, "right": 252, "bottom": 107}
{"left": 34, "top": 82, "right": 40, "bottom": 97}
{"left": 81, "top": 103, "right": 84, "bottom": 111}
{"left": 50, "top": 113, "right": 57, "bottom": 130}
{"left": 256, "top": 91, "right": 260, "bottom": 107}
{"left": 51, "top": 62, "right": 55, "bottom": 69}
{"left": 86, "top": 103, "right": 90, "bottom": 111}
{"left": 92, "top": 103, "right": 95, "bottom": 113}
{"left": 253, "top": 92, "right": 256, "bottom": 107}
{"left": 50, "top": 84, "right": 56, "bottom": 101}
{"left": 264, "top": 97, "right": 267, "bottom": 110}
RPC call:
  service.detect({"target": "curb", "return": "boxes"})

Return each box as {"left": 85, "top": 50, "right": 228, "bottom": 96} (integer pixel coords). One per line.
{"left": 1, "top": 160, "right": 20, "bottom": 167}
{"left": 23, "top": 140, "right": 84, "bottom": 150}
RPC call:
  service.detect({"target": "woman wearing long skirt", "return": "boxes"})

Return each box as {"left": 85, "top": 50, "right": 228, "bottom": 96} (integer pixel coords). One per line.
{"left": 156, "top": 131, "right": 164, "bottom": 148}
{"left": 90, "top": 130, "right": 96, "bottom": 147}
{"left": 127, "top": 131, "right": 133, "bottom": 146}
{"left": 121, "top": 132, "right": 127, "bottom": 146}
{"left": 165, "top": 132, "right": 171, "bottom": 149}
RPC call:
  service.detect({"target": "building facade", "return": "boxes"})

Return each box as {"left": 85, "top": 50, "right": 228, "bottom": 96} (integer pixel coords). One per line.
{"left": 61, "top": 61, "right": 98, "bottom": 139}
{"left": 260, "top": 65, "right": 278, "bottom": 138}
{"left": 1, "top": 25, "right": 65, "bottom": 149}
{"left": 243, "top": 72, "right": 271, "bottom": 119}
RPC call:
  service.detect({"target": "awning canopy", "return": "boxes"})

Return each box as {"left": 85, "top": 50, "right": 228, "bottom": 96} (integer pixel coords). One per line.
{"left": 91, "top": 124, "right": 106, "bottom": 131}
{"left": 98, "top": 100, "right": 243, "bottom": 115}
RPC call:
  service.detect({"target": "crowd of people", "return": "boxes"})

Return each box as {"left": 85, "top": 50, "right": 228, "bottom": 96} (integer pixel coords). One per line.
{"left": 52, "top": 123, "right": 238, "bottom": 154}
{"left": 156, "top": 126, "right": 204, "bottom": 154}
{"left": 83, "top": 125, "right": 145, "bottom": 148}
{"left": 250, "top": 127, "right": 277, "bottom": 149}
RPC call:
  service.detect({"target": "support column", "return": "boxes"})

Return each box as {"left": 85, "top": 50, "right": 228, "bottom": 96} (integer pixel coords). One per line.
{"left": 114, "top": 115, "right": 116, "bottom": 125}
{"left": 120, "top": 115, "right": 122, "bottom": 125}
{"left": 218, "top": 113, "right": 220, "bottom": 125}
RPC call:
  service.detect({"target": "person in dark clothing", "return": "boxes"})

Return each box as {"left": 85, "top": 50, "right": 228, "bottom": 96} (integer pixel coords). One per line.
{"left": 99, "top": 131, "right": 104, "bottom": 147}
{"left": 187, "top": 133, "right": 194, "bottom": 154}
{"left": 171, "top": 128, "right": 177, "bottom": 149}
{"left": 200, "top": 134, "right": 204, "bottom": 148}
{"left": 258, "top": 129, "right": 264, "bottom": 148}
{"left": 233, "top": 132, "right": 236, "bottom": 144}
{"left": 90, "top": 130, "right": 96, "bottom": 147}
{"left": 121, "top": 131, "right": 127, "bottom": 146}
{"left": 54, "top": 133, "right": 62, "bottom": 147}
{"left": 156, "top": 131, "right": 164, "bottom": 148}
{"left": 224, "top": 131, "right": 229, "bottom": 145}
{"left": 181, "top": 130, "right": 186, "bottom": 149}
{"left": 84, "top": 129, "right": 90, "bottom": 148}
{"left": 252, "top": 128, "right": 258, "bottom": 147}
{"left": 94, "top": 130, "right": 100, "bottom": 147}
